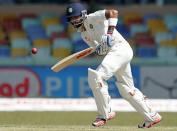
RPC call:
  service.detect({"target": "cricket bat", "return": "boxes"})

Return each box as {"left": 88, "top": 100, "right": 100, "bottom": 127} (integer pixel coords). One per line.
{"left": 51, "top": 47, "right": 95, "bottom": 72}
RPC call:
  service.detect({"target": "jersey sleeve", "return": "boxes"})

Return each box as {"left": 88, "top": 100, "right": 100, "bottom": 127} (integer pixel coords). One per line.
{"left": 89, "top": 10, "right": 106, "bottom": 20}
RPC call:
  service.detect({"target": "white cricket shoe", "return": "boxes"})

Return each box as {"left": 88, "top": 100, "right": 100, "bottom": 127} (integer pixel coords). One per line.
{"left": 107, "top": 111, "right": 116, "bottom": 120}
{"left": 138, "top": 113, "right": 162, "bottom": 128}
{"left": 92, "top": 112, "right": 116, "bottom": 127}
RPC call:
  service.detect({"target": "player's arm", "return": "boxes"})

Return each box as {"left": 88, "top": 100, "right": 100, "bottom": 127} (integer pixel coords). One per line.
{"left": 105, "top": 9, "right": 118, "bottom": 35}
{"left": 99, "top": 9, "right": 118, "bottom": 48}
{"left": 96, "top": 9, "right": 118, "bottom": 55}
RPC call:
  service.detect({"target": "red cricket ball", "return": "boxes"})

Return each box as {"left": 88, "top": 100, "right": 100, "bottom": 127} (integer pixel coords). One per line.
{"left": 31, "top": 47, "right": 38, "bottom": 54}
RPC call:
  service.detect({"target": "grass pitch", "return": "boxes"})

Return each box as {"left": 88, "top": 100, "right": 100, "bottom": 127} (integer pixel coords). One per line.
{"left": 0, "top": 112, "right": 176, "bottom": 131}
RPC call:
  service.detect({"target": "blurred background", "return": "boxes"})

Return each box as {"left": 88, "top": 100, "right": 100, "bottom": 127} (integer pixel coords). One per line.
{"left": 0, "top": 0, "right": 177, "bottom": 100}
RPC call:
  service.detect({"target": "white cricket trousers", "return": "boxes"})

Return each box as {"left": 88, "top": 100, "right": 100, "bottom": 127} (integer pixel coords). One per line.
{"left": 88, "top": 40, "right": 159, "bottom": 122}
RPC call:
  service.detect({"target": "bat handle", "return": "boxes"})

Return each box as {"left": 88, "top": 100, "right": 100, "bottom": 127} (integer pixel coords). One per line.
{"left": 93, "top": 40, "right": 99, "bottom": 48}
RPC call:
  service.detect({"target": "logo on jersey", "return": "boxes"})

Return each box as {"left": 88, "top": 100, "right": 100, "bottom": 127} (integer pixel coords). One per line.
{"left": 89, "top": 24, "right": 93, "bottom": 29}
{"left": 84, "top": 37, "right": 91, "bottom": 42}
{"left": 68, "top": 7, "right": 73, "bottom": 13}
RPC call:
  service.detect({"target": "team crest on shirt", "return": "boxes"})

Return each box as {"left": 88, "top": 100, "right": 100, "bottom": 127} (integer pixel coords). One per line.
{"left": 84, "top": 36, "right": 91, "bottom": 42}
{"left": 89, "top": 24, "right": 93, "bottom": 29}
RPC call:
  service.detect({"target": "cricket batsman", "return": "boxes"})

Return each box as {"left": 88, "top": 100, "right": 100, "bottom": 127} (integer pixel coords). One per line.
{"left": 66, "top": 3, "right": 162, "bottom": 128}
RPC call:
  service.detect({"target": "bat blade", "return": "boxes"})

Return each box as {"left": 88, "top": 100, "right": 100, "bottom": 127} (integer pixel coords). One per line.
{"left": 51, "top": 47, "right": 95, "bottom": 72}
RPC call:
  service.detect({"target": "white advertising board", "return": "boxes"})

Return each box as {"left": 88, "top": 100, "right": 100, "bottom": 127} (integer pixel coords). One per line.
{"left": 141, "top": 66, "right": 177, "bottom": 99}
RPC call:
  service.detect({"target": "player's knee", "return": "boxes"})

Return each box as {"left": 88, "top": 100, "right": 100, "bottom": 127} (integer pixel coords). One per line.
{"left": 117, "top": 85, "right": 145, "bottom": 102}
{"left": 116, "top": 82, "right": 135, "bottom": 100}
{"left": 88, "top": 68, "right": 105, "bottom": 90}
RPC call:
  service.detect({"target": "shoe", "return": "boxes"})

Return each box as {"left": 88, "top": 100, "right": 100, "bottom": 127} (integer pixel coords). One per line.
{"left": 138, "top": 113, "right": 162, "bottom": 128}
{"left": 92, "top": 112, "right": 116, "bottom": 127}
{"left": 92, "top": 118, "right": 106, "bottom": 127}
{"left": 107, "top": 111, "right": 116, "bottom": 120}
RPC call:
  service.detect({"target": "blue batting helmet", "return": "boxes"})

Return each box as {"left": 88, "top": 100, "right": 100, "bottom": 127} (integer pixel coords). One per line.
{"left": 66, "top": 3, "right": 87, "bottom": 28}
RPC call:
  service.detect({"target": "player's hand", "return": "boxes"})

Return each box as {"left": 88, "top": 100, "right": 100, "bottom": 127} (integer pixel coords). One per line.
{"left": 95, "top": 43, "right": 109, "bottom": 56}
{"left": 101, "top": 34, "right": 114, "bottom": 47}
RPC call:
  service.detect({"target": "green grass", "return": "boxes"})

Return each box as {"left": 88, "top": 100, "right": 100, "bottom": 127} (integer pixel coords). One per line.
{"left": 0, "top": 112, "right": 176, "bottom": 131}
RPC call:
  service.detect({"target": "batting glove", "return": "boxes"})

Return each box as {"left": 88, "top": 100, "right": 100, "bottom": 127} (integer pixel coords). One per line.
{"left": 101, "top": 34, "right": 114, "bottom": 47}
{"left": 95, "top": 43, "right": 109, "bottom": 56}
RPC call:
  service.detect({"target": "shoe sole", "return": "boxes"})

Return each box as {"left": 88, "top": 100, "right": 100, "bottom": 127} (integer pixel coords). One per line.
{"left": 138, "top": 118, "right": 162, "bottom": 128}
{"left": 92, "top": 112, "right": 116, "bottom": 127}
{"left": 92, "top": 121, "right": 106, "bottom": 127}
{"left": 147, "top": 118, "right": 162, "bottom": 128}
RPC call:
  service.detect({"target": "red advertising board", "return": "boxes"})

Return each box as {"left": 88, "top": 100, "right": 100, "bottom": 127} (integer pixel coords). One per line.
{"left": 0, "top": 68, "right": 41, "bottom": 97}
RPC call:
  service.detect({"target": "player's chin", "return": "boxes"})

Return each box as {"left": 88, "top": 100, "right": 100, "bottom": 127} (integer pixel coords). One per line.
{"left": 72, "top": 23, "right": 83, "bottom": 28}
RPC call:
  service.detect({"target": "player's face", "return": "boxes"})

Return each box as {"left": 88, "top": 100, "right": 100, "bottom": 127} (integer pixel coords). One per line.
{"left": 70, "top": 16, "right": 83, "bottom": 28}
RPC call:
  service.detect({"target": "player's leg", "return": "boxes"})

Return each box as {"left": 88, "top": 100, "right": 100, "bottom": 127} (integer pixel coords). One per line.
{"left": 88, "top": 68, "right": 116, "bottom": 127}
{"left": 88, "top": 68, "right": 111, "bottom": 118}
{"left": 115, "top": 63, "right": 162, "bottom": 128}
{"left": 88, "top": 43, "right": 132, "bottom": 127}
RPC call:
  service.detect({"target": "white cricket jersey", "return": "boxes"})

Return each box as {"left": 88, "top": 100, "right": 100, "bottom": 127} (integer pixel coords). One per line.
{"left": 81, "top": 10, "right": 127, "bottom": 48}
